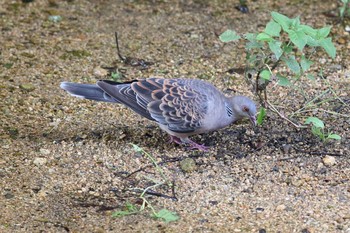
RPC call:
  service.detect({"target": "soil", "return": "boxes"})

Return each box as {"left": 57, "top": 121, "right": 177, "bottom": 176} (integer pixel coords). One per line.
{"left": 1, "top": 0, "right": 349, "bottom": 232}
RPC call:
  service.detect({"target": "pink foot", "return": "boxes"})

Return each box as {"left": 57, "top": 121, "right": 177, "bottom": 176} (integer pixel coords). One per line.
{"left": 168, "top": 135, "right": 183, "bottom": 145}
{"left": 186, "top": 140, "right": 209, "bottom": 152}
{"left": 168, "top": 135, "right": 209, "bottom": 151}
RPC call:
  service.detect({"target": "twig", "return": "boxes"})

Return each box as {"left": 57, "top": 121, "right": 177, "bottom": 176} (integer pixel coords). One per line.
{"left": 266, "top": 100, "right": 307, "bottom": 128}
{"left": 115, "top": 32, "right": 125, "bottom": 61}
{"left": 290, "top": 89, "right": 331, "bottom": 117}
{"left": 114, "top": 32, "right": 153, "bottom": 68}
{"left": 293, "top": 147, "right": 346, "bottom": 157}
{"left": 131, "top": 188, "right": 177, "bottom": 201}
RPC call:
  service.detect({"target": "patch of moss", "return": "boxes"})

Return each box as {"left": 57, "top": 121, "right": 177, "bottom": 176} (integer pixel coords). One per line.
{"left": 3, "top": 63, "right": 13, "bottom": 69}
{"left": 60, "top": 50, "right": 91, "bottom": 60}
{"left": 6, "top": 127, "right": 19, "bottom": 139}
{"left": 19, "top": 83, "right": 35, "bottom": 91}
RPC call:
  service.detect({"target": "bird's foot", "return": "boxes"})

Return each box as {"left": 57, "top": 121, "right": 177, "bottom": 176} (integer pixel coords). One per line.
{"left": 186, "top": 140, "right": 209, "bottom": 152}
{"left": 169, "top": 136, "right": 209, "bottom": 151}
{"left": 168, "top": 135, "right": 183, "bottom": 145}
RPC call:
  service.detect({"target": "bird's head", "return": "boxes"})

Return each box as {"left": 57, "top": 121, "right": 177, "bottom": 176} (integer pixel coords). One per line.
{"left": 231, "top": 96, "right": 257, "bottom": 126}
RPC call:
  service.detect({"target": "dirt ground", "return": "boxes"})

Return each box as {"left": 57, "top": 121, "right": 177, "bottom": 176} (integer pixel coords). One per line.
{"left": 1, "top": 0, "right": 350, "bottom": 232}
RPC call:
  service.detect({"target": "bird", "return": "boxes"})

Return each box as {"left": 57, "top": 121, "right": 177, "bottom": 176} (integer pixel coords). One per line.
{"left": 60, "top": 78, "right": 257, "bottom": 151}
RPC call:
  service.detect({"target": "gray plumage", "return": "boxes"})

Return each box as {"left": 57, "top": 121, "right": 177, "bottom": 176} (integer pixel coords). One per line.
{"left": 60, "top": 78, "right": 257, "bottom": 151}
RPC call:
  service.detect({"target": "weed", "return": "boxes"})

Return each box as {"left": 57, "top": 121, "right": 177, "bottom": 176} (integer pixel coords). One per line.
{"left": 305, "top": 117, "right": 341, "bottom": 142}
{"left": 219, "top": 11, "right": 345, "bottom": 140}
{"left": 110, "top": 70, "right": 123, "bottom": 81}
{"left": 112, "top": 144, "right": 179, "bottom": 223}
{"left": 339, "top": 0, "right": 350, "bottom": 21}
{"left": 257, "top": 107, "right": 266, "bottom": 126}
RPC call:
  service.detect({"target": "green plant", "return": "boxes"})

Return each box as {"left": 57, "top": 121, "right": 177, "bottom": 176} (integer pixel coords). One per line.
{"left": 112, "top": 202, "right": 138, "bottom": 217}
{"left": 219, "top": 11, "right": 344, "bottom": 141}
{"left": 220, "top": 11, "right": 336, "bottom": 94}
{"left": 256, "top": 107, "right": 266, "bottom": 125}
{"left": 305, "top": 117, "right": 341, "bottom": 142}
{"left": 111, "top": 70, "right": 123, "bottom": 81}
{"left": 112, "top": 144, "right": 179, "bottom": 223}
{"left": 339, "top": 0, "right": 350, "bottom": 20}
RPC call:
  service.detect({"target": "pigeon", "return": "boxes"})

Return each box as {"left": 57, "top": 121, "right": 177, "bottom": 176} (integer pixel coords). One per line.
{"left": 60, "top": 78, "right": 257, "bottom": 151}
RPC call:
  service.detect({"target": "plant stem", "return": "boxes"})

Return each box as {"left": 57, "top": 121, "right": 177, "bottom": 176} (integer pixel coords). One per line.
{"left": 266, "top": 100, "right": 307, "bottom": 128}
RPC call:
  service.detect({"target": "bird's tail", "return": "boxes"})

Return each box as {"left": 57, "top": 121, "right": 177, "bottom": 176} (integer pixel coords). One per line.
{"left": 60, "top": 82, "right": 117, "bottom": 103}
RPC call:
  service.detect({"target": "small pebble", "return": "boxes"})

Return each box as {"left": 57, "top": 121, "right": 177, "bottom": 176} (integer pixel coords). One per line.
{"left": 93, "top": 67, "right": 108, "bottom": 77}
{"left": 4, "top": 192, "right": 14, "bottom": 199}
{"left": 282, "top": 144, "right": 291, "bottom": 154}
{"left": 48, "top": 15, "right": 62, "bottom": 23}
{"left": 33, "top": 157, "right": 47, "bottom": 166}
{"left": 40, "top": 148, "right": 50, "bottom": 155}
{"left": 323, "top": 155, "right": 336, "bottom": 166}
{"left": 276, "top": 204, "right": 286, "bottom": 211}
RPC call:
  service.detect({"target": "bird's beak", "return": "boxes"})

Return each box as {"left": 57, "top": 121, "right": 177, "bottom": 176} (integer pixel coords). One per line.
{"left": 250, "top": 115, "right": 257, "bottom": 126}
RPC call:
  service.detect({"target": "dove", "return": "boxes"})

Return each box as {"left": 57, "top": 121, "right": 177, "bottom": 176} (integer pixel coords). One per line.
{"left": 60, "top": 78, "right": 257, "bottom": 151}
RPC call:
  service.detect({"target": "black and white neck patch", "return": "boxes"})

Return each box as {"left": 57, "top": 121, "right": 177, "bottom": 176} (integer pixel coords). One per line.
{"left": 225, "top": 102, "right": 233, "bottom": 117}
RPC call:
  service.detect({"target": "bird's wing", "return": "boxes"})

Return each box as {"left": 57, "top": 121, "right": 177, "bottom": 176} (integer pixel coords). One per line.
{"left": 97, "top": 80, "right": 155, "bottom": 121}
{"left": 97, "top": 78, "right": 208, "bottom": 133}
{"left": 132, "top": 78, "right": 208, "bottom": 133}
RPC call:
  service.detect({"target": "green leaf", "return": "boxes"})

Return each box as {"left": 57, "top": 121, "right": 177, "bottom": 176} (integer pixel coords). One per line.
{"left": 246, "top": 41, "right": 264, "bottom": 49}
{"left": 311, "top": 126, "right": 325, "bottom": 140}
{"left": 287, "top": 29, "right": 307, "bottom": 50}
{"left": 300, "top": 25, "right": 317, "bottom": 37}
{"left": 306, "top": 35, "right": 319, "bottom": 47}
{"left": 244, "top": 34, "right": 264, "bottom": 49}
{"left": 256, "top": 32, "right": 273, "bottom": 41}
{"left": 319, "top": 37, "right": 336, "bottom": 59}
{"left": 111, "top": 71, "right": 123, "bottom": 81}
{"left": 300, "top": 56, "right": 313, "bottom": 72}
{"left": 282, "top": 55, "right": 300, "bottom": 74}
{"left": 327, "top": 134, "right": 341, "bottom": 140}
{"left": 268, "top": 40, "right": 283, "bottom": 60}
{"left": 290, "top": 16, "right": 301, "bottom": 29}
{"left": 259, "top": 69, "right": 271, "bottom": 80}
{"left": 244, "top": 33, "right": 257, "bottom": 42}
{"left": 131, "top": 144, "right": 143, "bottom": 153}
{"left": 271, "top": 11, "right": 292, "bottom": 31}
{"left": 153, "top": 209, "right": 179, "bottom": 223}
{"left": 257, "top": 107, "right": 266, "bottom": 125}
{"left": 282, "top": 43, "right": 293, "bottom": 53}
{"left": 265, "top": 20, "right": 281, "bottom": 37}
{"left": 317, "top": 26, "right": 331, "bottom": 39}
{"left": 112, "top": 202, "right": 138, "bottom": 217}
{"left": 305, "top": 117, "right": 325, "bottom": 129}
{"left": 219, "top": 30, "right": 241, "bottom": 42}
{"left": 276, "top": 73, "right": 291, "bottom": 86}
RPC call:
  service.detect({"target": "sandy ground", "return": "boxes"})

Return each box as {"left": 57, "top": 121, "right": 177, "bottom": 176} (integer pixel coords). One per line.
{"left": 1, "top": 0, "right": 350, "bottom": 232}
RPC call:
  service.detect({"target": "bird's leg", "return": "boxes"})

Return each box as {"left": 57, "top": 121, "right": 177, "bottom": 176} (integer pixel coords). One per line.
{"left": 169, "top": 136, "right": 209, "bottom": 151}
{"left": 184, "top": 139, "right": 209, "bottom": 152}
{"left": 168, "top": 135, "right": 183, "bottom": 145}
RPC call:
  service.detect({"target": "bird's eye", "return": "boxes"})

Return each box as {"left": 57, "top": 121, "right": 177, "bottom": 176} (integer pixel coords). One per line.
{"left": 243, "top": 106, "right": 249, "bottom": 112}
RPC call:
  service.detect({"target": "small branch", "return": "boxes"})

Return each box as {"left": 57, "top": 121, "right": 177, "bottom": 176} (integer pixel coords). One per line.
{"left": 266, "top": 100, "right": 307, "bottom": 128}
{"left": 132, "top": 188, "right": 177, "bottom": 201}
{"left": 293, "top": 147, "right": 346, "bottom": 157}
{"left": 115, "top": 32, "right": 125, "bottom": 61}
{"left": 290, "top": 89, "right": 331, "bottom": 117}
